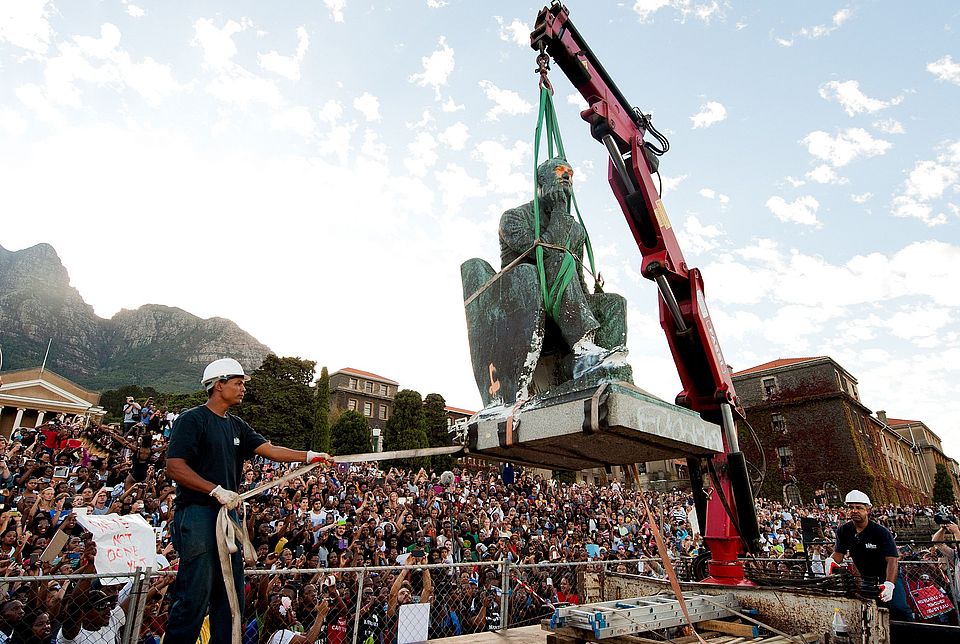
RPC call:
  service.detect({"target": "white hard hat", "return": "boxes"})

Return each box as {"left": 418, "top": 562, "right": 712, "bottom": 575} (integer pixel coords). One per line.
{"left": 201, "top": 358, "right": 250, "bottom": 390}
{"left": 844, "top": 489, "right": 872, "bottom": 506}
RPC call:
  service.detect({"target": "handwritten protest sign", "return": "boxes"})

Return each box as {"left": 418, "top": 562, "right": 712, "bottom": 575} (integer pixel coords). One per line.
{"left": 909, "top": 583, "right": 953, "bottom": 619}
{"left": 75, "top": 512, "right": 156, "bottom": 584}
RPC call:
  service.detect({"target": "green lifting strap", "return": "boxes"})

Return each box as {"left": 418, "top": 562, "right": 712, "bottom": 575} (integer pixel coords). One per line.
{"left": 532, "top": 87, "right": 598, "bottom": 321}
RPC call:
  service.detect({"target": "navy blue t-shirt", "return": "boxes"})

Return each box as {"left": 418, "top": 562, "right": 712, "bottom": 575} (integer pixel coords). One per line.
{"left": 833, "top": 520, "right": 898, "bottom": 581}
{"left": 166, "top": 405, "right": 268, "bottom": 507}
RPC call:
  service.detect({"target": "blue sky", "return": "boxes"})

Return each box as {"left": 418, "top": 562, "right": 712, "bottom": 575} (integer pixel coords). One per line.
{"left": 1, "top": 1, "right": 959, "bottom": 457}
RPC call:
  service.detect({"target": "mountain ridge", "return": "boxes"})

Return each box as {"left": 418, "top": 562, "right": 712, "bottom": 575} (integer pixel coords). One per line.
{"left": 0, "top": 243, "right": 272, "bottom": 392}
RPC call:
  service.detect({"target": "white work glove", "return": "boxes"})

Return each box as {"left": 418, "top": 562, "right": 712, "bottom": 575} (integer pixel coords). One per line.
{"left": 879, "top": 581, "right": 895, "bottom": 603}
{"left": 209, "top": 485, "right": 240, "bottom": 509}
{"left": 306, "top": 450, "right": 333, "bottom": 465}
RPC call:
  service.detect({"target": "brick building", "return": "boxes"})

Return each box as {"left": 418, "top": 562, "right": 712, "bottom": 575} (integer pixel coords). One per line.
{"left": 886, "top": 415, "right": 960, "bottom": 501}
{"left": 329, "top": 368, "right": 398, "bottom": 433}
{"left": 732, "top": 357, "right": 929, "bottom": 506}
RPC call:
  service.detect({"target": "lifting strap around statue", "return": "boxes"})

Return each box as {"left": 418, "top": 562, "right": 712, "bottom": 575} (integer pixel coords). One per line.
{"left": 532, "top": 86, "right": 598, "bottom": 321}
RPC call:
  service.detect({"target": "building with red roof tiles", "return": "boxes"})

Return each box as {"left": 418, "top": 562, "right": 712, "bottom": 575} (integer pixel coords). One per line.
{"left": 731, "top": 356, "right": 930, "bottom": 506}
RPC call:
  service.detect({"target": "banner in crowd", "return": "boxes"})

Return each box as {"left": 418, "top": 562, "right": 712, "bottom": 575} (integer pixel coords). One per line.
{"left": 76, "top": 511, "right": 157, "bottom": 584}
{"left": 909, "top": 583, "right": 954, "bottom": 619}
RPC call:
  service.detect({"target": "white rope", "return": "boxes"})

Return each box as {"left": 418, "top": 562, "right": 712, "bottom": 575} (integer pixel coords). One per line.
{"left": 216, "top": 461, "right": 323, "bottom": 643}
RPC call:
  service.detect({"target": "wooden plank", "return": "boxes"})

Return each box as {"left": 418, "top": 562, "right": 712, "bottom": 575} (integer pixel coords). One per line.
{"left": 698, "top": 620, "right": 760, "bottom": 638}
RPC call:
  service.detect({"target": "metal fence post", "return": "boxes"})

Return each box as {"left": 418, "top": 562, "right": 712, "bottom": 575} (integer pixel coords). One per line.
{"left": 500, "top": 559, "right": 511, "bottom": 631}
{"left": 122, "top": 569, "right": 149, "bottom": 644}
{"left": 352, "top": 569, "right": 365, "bottom": 643}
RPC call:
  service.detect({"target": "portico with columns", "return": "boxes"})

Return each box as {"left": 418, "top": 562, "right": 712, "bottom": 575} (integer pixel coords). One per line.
{"left": 0, "top": 367, "right": 105, "bottom": 437}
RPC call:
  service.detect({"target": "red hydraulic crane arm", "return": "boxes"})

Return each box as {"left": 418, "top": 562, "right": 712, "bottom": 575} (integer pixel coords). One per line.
{"left": 531, "top": 3, "right": 763, "bottom": 577}
{"left": 531, "top": 2, "right": 741, "bottom": 425}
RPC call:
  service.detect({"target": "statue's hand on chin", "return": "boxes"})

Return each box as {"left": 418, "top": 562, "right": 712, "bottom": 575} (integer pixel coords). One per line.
{"left": 539, "top": 188, "right": 569, "bottom": 215}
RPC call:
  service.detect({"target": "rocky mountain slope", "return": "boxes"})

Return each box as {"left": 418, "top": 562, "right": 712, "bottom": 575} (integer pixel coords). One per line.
{"left": 0, "top": 243, "right": 271, "bottom": 392}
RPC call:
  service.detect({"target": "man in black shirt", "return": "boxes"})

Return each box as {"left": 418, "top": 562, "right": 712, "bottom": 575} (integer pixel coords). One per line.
{"left": 831, "top": 489, "right": 913, "bottom": 621}
{"left": 164, "top": 358, "right": 331, "bottom": 644}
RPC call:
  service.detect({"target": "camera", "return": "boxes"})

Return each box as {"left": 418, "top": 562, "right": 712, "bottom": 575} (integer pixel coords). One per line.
{"left": 934, "top": 513, "right": 958, "bottom": 525}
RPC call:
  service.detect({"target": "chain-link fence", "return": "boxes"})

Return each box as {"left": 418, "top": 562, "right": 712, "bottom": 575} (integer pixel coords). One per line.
{"left": 1, "top": 543, "right": 955, "bottom": 642}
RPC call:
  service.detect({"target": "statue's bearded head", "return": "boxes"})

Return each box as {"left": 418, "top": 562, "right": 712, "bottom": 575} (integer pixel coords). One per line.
{"left": 537, "top": 157, "right": 574, "bottom": 204}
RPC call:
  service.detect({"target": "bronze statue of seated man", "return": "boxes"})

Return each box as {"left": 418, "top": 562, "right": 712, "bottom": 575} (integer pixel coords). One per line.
{"left": 461, "top": 157, "right": 633, "bottom": 411}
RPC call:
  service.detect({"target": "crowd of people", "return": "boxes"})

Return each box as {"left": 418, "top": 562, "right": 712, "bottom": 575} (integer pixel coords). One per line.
{"left": 0, "top": 404, "right": 956, "bottom": 642}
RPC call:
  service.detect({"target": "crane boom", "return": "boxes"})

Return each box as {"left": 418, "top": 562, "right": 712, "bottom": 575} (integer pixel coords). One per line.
{"left": 531, "top": 1, "right": 761, "bottom": 584}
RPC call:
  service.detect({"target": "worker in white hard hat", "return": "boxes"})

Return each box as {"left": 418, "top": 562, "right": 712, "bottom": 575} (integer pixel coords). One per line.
{"left": 830, "top": 489, "right": 913, "bottom": 621}
{"left": 164, "top": 358, "right": 333, "bottom": 643}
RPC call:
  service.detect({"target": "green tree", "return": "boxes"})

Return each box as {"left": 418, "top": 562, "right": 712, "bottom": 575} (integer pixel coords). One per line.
{"left": 933, "top": 463, "right": 956, "bottom": 505}
{"left": 423, "top": 393, "right": 455, "bottom": 471}
{"left": 331, "top": 410, "right": 371, "bottom": 455}
{"left": 309, "top": 366, "right": 332, "bottom": 453}
{"left": 384, "top": 389, "right": 430, "bottom": 469}
{"left": 98, "top": 385, "right": 162, "bottom": 423}
{"left": 234, "top": 354, "right": 317, "bottom": 450}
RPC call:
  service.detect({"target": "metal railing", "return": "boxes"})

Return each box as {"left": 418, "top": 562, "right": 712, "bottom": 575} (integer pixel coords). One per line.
{"left": 2, "top": 543, "right": 956, "bottom": 641}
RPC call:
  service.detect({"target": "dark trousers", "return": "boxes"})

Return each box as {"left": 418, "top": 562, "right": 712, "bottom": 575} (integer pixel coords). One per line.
{"left": 165, "top": 504, "right": 244, "bottom": 644}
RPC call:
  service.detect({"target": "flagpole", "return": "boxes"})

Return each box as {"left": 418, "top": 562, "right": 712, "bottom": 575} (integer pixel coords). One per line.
{"left": 39, "top": 338, "right": 52, "bottom": 377}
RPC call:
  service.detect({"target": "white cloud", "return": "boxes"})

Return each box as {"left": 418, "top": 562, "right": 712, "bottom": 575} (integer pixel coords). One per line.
{"left": 439, "top": 122, "right": 470, "bottom": 151}
{"left": 15, "top": 84, "right": 62, "bottom": 125}
{"left": 799, "top": 7, "right": 853, "bottom": 40}
{"left": 409, "top": 37, "right": 455, "bottom": 99}
{"left": 765, "top": 195, "right": 821, "bottom": 226}
{"left": 851, "top": 192, "right": 873, "bottom": 204}
{"left": 324, "top": 0, "right": 347, "bottom": 23}
{"left": 258, "top": 26, "right": 309, "bottom": 81}
{"left": 434, "top": 163, "right": 486, "bottom": 211}
{"left": 494, "top": 17, "right": 530, "bottom": 47}
{"left": 193, "top": 17, "right": 249, "bottom": 70}
{"left": 0, "top": 0, "right": 53, "bottom": 55}
{"left": 633, "top": 0, "right": 723, "bottom": 24}
{"left": 690, "top": 101, "right": 727, "bottom": 128}
{"left": 660, "top": 173, "right": 687, "bottom": 194}
{"left": 15, "top": 22, "right": 182, "bottom": 115}
{"left": 776, "top": 38, "right": 794, "bottom": 48}
{"left": 441, "top": 97, "right": 464, "bottom": 112}
{"left": 680, "top": 215, "right": 724, "bottom": 254}
{"left": 193, "top": 18, "right": 284, "bottom": 110}
{"left": 891, "top": 141, "right": 960, "bottom": 226}
{"left": 359, "top": 129, "right": 387, "bottom": 163}
{"left": 271, "top": 106, "right": 316, "bottom": 137}
{"left": 0, "top": 107, "right": 27, "bottom": 136}
{"left": 567, "top": 92, "right": 588, "bottom": 111}
{"left": 478, "top": 80, "right": 532, "bottom": 121}
{"left": 633, "top": 0, "right": 672, "bottom": 22}
{"left": 785, "top": 176, "right": 805, "bottom": 188}
{"left": 818, "top": 80, "right": 903, "bottom": 116}
{"left": 126, "top": 4, "right": 145, "bottom": 18}
{"left": 885, "top": 305, "right": 952, "bottom": 342}
{"left": 873, "top": 118, "right": 904, "bottom": 135}
{"left": 802, "top": 128, "right": 892, "bottom": 167}
{"left": 426, "top": 0, "right": 448, "bottom": 7}
{"left": 352, "top": 92, "right": 381, "bottom": 122}
{"left": 806, "top": 164, "right": 847, "bottom": 185}
{"left": 473, "top": 139, "right": 529, "bottom": 197}
{"left": 698, "top": 188, "right": 730, "bottom": 204}
{"left": 927, "top": 55, "right": 960, "bottom": 85}
{"left": 406, "top": 132, "right": 438, "bottom": 177}
{"left": 317, "top": 99, "right": 343, "bottom": 124}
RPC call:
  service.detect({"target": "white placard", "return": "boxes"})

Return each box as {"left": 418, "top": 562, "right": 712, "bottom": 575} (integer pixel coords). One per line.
{"left": 397, "top": 602, "right": 430, "bottom": 644}
{"left": 75, "top": 512, "right": 156, "bottom": 584}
